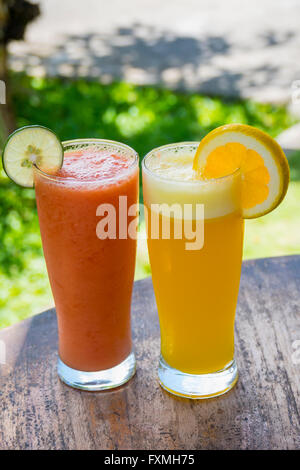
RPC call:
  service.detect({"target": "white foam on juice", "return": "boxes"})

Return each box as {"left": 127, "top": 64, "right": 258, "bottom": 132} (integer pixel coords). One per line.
{"left": 143, "top": 144, "right": 242, "bottom": 220}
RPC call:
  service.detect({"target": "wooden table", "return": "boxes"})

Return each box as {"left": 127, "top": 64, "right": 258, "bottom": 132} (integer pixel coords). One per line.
{"left": 0, "top": 255, "right": 299, "bottom": 450}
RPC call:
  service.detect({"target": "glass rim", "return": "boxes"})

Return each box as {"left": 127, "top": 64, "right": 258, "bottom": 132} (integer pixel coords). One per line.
{"left": 142, "top": 141, "right": 241, "bottom": 184}
{"left": 33, "top": 138, "right": 139, "bottom": 184}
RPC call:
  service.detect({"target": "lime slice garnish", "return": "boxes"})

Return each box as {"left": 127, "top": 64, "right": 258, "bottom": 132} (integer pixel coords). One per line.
{"left": 2, "top": 125, "right": 64, "bottom": 187}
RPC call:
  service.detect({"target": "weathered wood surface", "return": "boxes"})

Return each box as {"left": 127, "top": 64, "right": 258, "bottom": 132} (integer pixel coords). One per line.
{"left": 0, "top": 255, "right": 300, "bottom": 450}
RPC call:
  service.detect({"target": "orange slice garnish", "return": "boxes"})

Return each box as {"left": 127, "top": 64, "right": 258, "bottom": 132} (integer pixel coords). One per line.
{"left": 193, "top": 124, "right": 290, "bottom": 218}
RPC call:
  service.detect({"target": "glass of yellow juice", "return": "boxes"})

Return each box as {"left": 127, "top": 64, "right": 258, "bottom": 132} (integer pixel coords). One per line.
{"left": 142, "top": 142, "right": 244, "bottom": 399}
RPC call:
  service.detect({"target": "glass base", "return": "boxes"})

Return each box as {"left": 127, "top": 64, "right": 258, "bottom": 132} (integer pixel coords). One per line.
{"left": 57, "top": 352, "right": 136, "bottom": 391}
{"left": 158, "top": 355, "right": 238, "bottom": 399}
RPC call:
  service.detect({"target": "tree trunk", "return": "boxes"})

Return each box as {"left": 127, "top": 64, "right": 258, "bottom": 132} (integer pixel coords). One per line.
{"left": 0, "top": 1, "right": 16, "bottom": 145}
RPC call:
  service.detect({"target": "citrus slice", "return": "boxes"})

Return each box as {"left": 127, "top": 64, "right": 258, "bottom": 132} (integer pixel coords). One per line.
{"left": 2, "top": 125, "right": 64, "bottom": 187}
{"left": 193, "top": 124, "right": 290, "bottom": 218}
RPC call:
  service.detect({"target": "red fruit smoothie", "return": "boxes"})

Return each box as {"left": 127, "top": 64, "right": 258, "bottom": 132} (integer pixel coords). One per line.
{"left": 34, "top": 142, "right": 139, "bottom": 372}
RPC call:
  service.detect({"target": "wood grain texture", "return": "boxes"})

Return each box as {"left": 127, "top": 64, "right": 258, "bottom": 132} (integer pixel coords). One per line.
{"left": 0, "top": 256, "right": 300, "bottom": 450}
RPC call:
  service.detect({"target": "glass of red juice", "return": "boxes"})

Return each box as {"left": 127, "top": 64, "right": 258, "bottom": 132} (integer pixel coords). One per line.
{"left": 34, "top": 139, "right": 139, "bottom": 390}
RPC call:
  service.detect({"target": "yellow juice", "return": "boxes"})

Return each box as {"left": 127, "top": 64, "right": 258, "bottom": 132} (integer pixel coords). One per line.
{"left": 143, "top": 143, "right": 244, "bottom": 375}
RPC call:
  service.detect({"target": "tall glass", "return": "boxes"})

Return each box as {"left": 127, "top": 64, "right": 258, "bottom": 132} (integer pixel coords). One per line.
{"left": 142, "top": 142, "right": 244, "bottom": 398}
{"left": 34, "top": 139, "right": 139, "bottom": 391}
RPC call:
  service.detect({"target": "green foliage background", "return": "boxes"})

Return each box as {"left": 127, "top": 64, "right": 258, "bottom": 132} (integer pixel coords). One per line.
{"left": 0, "top": 72, "right": 299, "bottom": 328}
